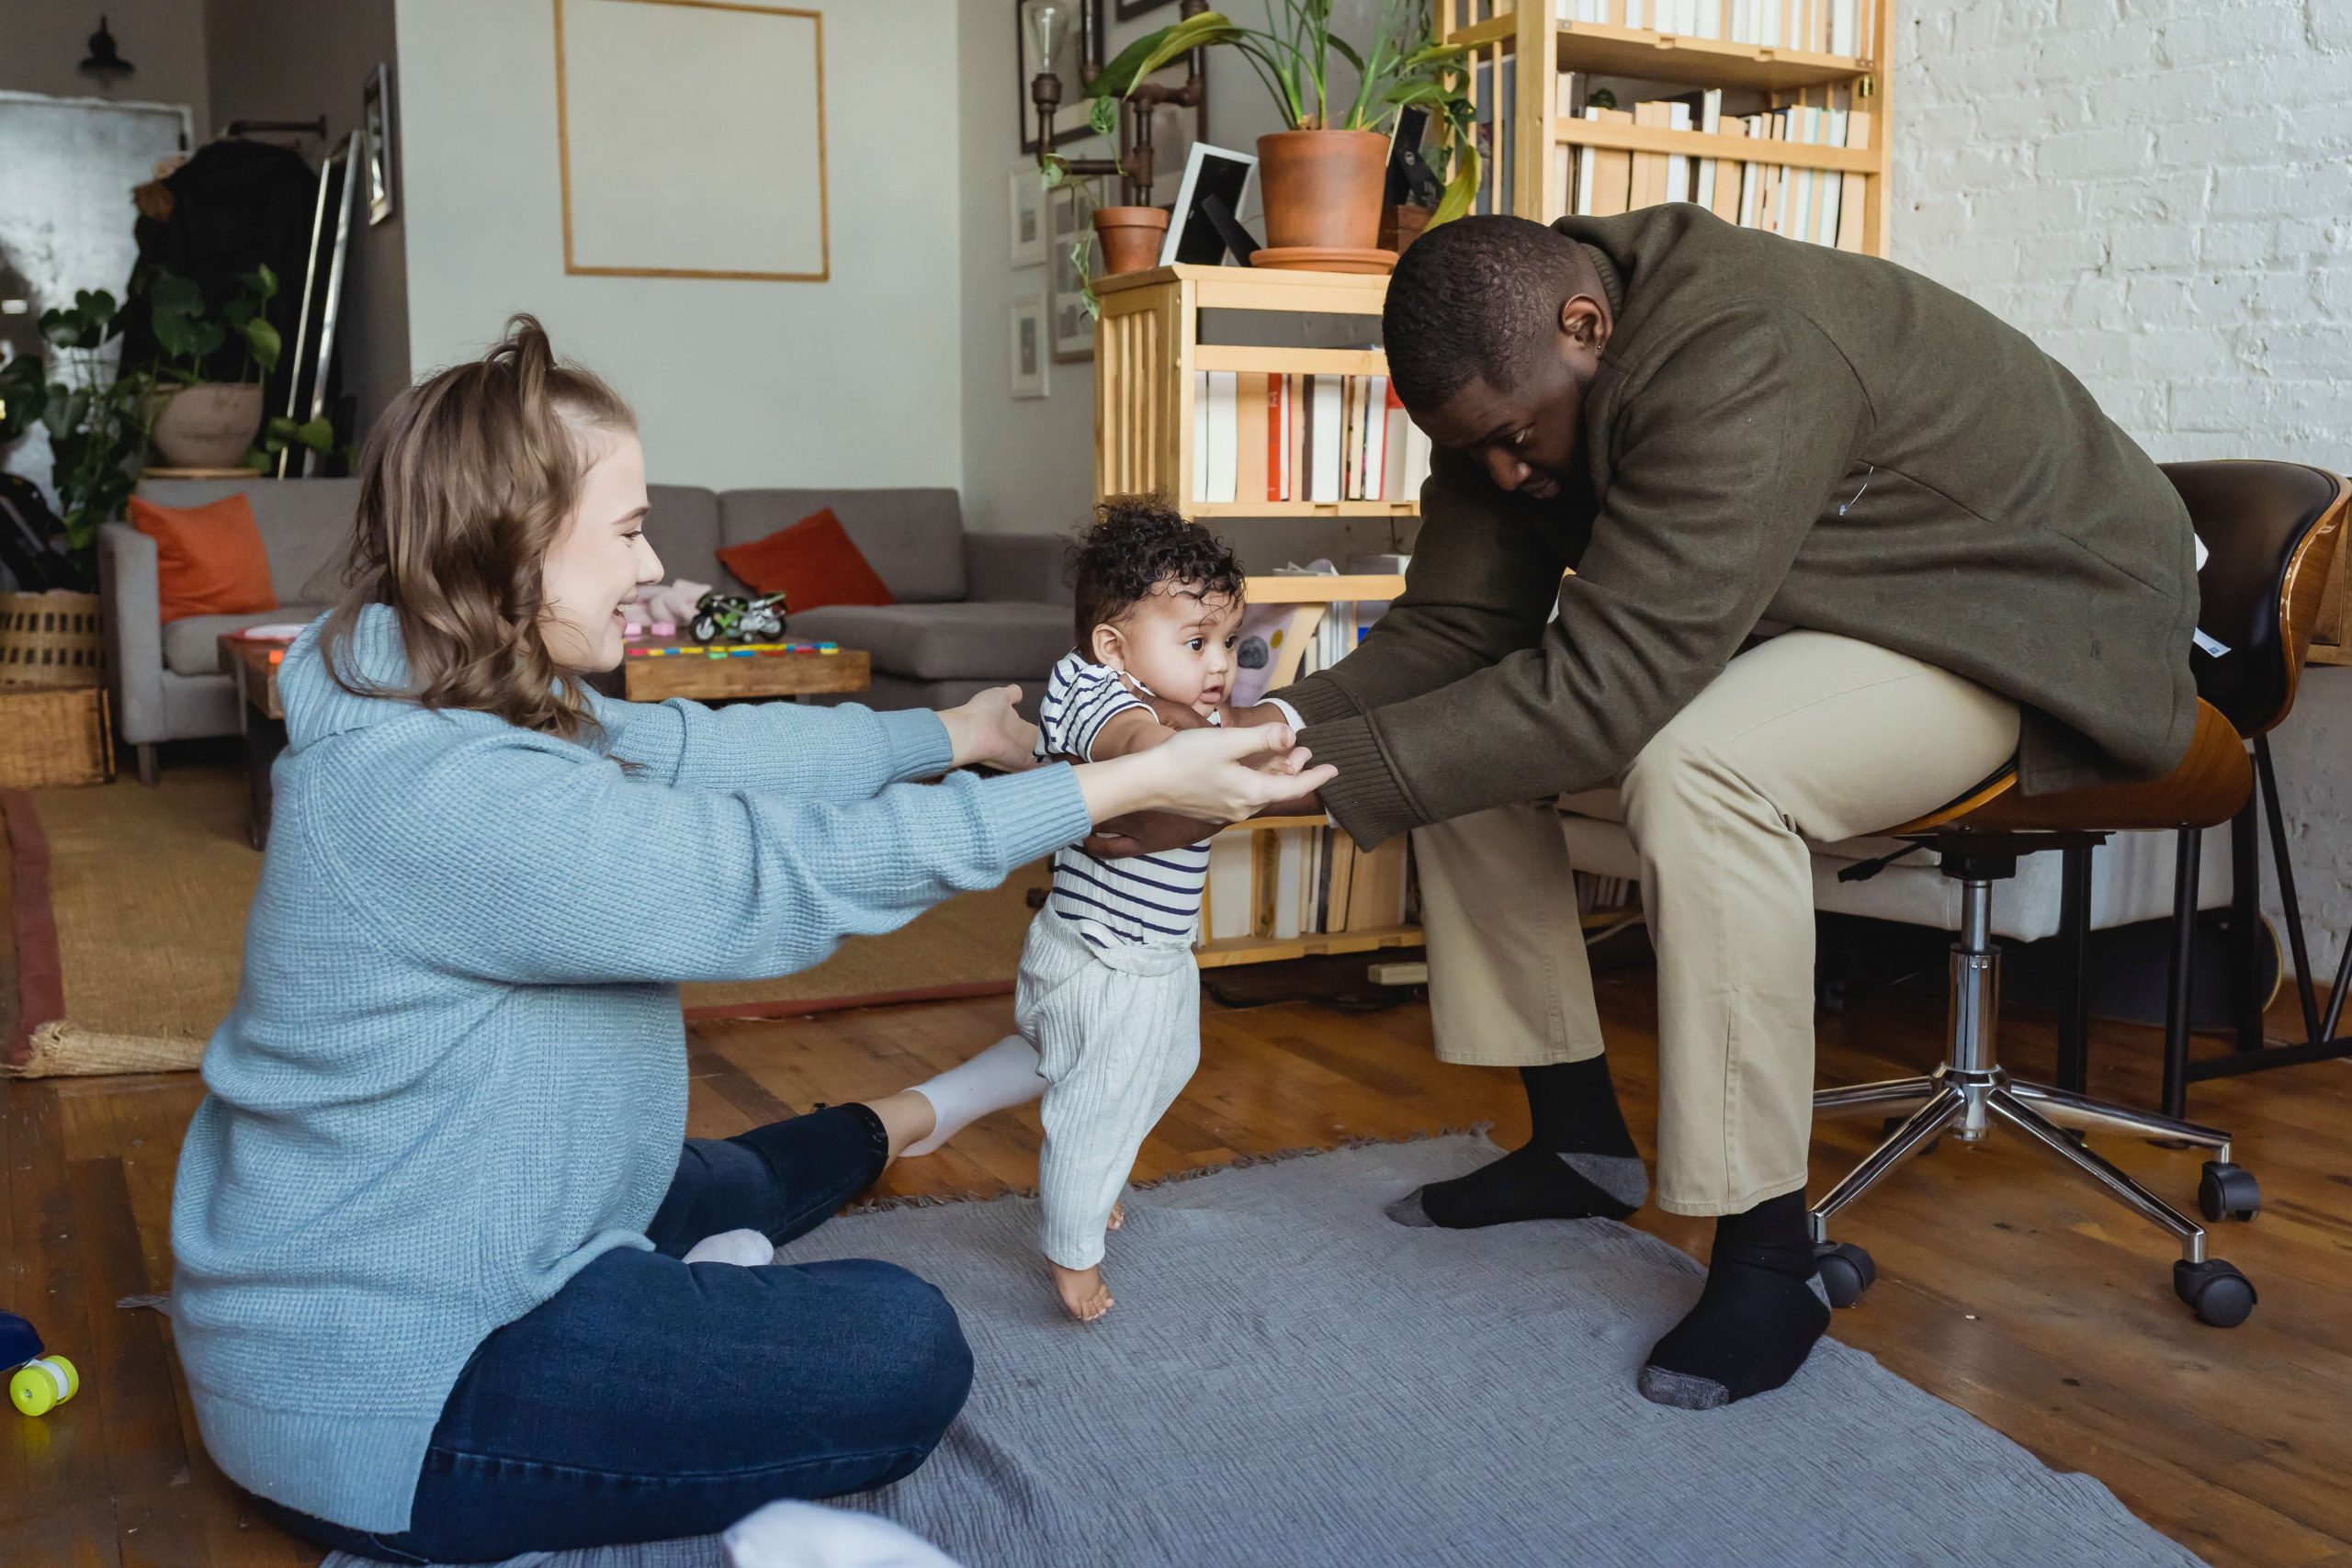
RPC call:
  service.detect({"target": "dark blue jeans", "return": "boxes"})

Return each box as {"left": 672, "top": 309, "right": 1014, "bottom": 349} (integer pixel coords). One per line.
{"left": 265, "top": 1106, "right": 973, "bottom": 1563}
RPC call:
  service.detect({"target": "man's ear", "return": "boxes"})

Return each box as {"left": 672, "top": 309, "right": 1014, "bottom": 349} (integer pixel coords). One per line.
{"left": 1561, "top": 293, "right": 1608, "bottom": 354}
{"left": 1090, "top": 621, "right": 1126, "bottom": 669}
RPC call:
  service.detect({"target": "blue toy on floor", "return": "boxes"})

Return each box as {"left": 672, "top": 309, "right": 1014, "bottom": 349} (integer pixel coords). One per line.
{"left": 4, "top": 1309, "right": 79, "bottom": 1416}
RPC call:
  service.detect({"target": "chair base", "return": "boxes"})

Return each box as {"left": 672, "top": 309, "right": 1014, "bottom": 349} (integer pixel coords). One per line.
{"left": 1811, "top": 1065, "right": 2233, "bottom": 1264}
{"left": 1808, "top": 855, "right": 2260, "bottom": 1325}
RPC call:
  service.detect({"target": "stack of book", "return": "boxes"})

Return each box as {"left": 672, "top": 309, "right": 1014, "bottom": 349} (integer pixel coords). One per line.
{"left": 1556, "top": 0, "right": 1870, "bottom": 56}
{"left": 1564, "top": 81, "right": 1871, "bottom": 252}
{"left": 1190, "top": 372, "right": 1436, "bottom": 507}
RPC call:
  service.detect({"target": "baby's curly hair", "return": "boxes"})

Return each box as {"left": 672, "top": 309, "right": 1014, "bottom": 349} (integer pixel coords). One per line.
{"left": 1069, "top": 496, "right": 1245, "bottom": 653}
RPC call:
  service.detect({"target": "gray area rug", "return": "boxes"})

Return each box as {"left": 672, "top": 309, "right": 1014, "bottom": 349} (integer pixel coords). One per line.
{"left": 332, "top": 1134, "right": 2199, "bottom": 1568}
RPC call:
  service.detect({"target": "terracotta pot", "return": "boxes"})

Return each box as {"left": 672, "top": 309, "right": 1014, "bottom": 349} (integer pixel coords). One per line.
{"left": 147, "top": 382, "right": 264, "bottom": 468}
{"left": 1257, "top": 130, "right": 1390, "bottom": 252}
{"left": 1091, "top": 206, "right": 1170, "bottom": 276}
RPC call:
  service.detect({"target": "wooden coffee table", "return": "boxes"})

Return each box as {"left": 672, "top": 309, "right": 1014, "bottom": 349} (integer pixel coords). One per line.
{"left": 619, "top": 639, "right": 871, "bottom": 704}
{"left": 221, "top": 634, "right": 288, "bottom": 849}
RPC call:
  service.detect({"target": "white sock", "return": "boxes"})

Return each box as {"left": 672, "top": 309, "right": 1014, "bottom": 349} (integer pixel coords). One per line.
{"left": 684, "top": 1227, "right": 774, "bottom": 1266}
{"left": 724, "top": 1499, "right": 965, "bottom": 1567}
{"left": 901, "top": 1033, "right": 1046, "bottom": 1156}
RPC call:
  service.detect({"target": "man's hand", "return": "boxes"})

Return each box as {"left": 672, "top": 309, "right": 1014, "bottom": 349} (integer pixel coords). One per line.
{"left": 939, "top": 685, "right": 1038, "bottom": 773}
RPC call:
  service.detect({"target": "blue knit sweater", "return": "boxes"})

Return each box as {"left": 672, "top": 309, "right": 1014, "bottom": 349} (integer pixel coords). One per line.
{"left": 169, "top": 605, "right": 1091, "bottom": 1532}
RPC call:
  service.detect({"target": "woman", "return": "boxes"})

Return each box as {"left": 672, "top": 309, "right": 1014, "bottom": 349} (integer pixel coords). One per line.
{"left": 168, "top": 318, "right": 1330, "bottom": 1561}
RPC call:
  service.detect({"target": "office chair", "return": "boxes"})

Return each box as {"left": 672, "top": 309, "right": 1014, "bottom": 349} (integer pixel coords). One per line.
{"left": 1808, "top": 460, "right": 2350, "bottom": 1329}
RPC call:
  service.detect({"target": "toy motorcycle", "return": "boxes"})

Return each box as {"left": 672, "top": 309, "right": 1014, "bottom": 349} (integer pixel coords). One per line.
{"left": 691, "top": 591, "right": 788, "bottom": 644}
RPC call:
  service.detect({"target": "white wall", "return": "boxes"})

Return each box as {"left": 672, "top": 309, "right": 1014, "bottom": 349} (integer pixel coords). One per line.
{"left": 395, "top": 0, "right": 961, "bottom": 491}
{"left": 0, "top": 1, "right": 211, "bottom": 139}
{"left": 204, "top": 0, "right": 411, "bottom": 440}
{"left": 1894, "top": 0, "right": 2352, "bottom": 969}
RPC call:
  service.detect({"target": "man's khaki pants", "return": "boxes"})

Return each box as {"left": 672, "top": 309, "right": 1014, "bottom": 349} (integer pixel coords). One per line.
{"left": 1411, "top": 632, "right": 2020, "bottom": 1217}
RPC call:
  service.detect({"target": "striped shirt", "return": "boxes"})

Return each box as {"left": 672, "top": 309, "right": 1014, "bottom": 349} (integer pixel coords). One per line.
{"left": 1034, "top": 650, "right": 1214, "bottom": 949}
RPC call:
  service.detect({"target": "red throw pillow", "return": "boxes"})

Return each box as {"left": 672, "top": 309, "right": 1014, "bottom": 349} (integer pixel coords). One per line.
{"left": 128, "top": 493, "right": 279, "bottom": 625}
{"left": 718, "top": 508, "right": 896, "bottom": 611}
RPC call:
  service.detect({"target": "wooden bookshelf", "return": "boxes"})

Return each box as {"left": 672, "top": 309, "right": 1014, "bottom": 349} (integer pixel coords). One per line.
{"left": 1437, "top": 0, "right": 1895, "bottom": 258}
{"left": 1091, "top": 265, "right": 1425, "bottom": 968}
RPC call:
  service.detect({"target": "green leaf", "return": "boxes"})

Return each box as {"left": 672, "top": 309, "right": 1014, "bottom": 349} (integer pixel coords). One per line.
{"left": 243, "top": 317, "right": 282, "bottom": 374}
{"left": 153, "top": 310, "right": 204, "bottom": 360}
{"left": 150, "top": 271, "right": 203, "bottom": 319}
{"left": 239, "top": 264, "right": 278, "bottom": 302}
{"left": 191, "top": 320, "right": 227, "bottom": 360}
{"left": 1089, "top": 95, "right": 1120, "bottom": 136}
{"left": 293, "top": 417, "right": 334, "bottom": 450}
{"left": 1430, "top": 141, "right": 1480, "bottom": 227}
{"left": 1092, "top": 14, "right": 1246, "bottom": 98}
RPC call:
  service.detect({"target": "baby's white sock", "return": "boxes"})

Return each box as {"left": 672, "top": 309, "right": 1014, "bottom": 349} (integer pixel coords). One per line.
{"left": 684, "top": 1228, "right": 774, "bottom": 1266}
{"left": 901, "top": 1034, "right": 1046, "bottom": 1156}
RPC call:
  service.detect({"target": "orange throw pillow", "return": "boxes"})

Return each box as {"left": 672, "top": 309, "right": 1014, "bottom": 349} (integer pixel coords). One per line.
{"left": 718, "top": 508, "right": 896, "bottom": 611}
{"left": 128, "top": 493, "right": 278, "bottom": 624}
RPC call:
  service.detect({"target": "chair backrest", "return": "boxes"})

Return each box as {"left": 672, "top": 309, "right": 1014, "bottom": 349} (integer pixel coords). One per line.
{"left": 2171, "top": 459, "right": 2351, "bottom": 738}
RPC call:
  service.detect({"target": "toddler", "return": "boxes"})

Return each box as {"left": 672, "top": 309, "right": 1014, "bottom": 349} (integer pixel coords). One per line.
{"left": 1020, "top": 500, "right": 1261, "bottom": 1321}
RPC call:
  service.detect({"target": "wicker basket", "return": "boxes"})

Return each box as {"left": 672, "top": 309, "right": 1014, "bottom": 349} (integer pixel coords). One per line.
{"left": 0, "top": 591, "right": 107, "bottom": 689}
{"left": 0, "top": 684, "right": 115, "bottom": 787}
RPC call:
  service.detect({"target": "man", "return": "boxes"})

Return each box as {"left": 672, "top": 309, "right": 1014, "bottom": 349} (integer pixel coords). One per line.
{"left": 1253, "top": 209, "right": 2198, "bottom": 1408}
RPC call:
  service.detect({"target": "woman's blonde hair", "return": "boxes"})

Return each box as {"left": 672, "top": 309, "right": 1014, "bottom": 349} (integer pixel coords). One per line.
{"left": 322, "top": 314, "right": 635, "bottom": 739}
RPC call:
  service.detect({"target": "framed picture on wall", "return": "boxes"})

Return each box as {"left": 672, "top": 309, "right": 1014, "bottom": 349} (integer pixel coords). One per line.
{"left": 360, "top": 63, "right": 394, "bottom": 226}
{"left": 1010, "top": 166, "right": 1046, "bottom": 267}
{"left": 1050, "top": 180, "right": 1102, "bottom": 363}
{"left": 1011, "top": 292, "right": 1051, "bottom": 399}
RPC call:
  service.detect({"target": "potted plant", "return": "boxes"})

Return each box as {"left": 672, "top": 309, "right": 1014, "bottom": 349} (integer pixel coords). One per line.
{"left": 144, "top": 265, "right": 283, "bottom": 469}
{"left": 0, "top": 289, "right": 153, "bottom": 562}
{"left": 1090, "top": 2, "right": 1479, "bottom": 264}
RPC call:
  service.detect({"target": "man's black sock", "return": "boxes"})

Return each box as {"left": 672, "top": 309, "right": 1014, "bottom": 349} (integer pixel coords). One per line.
{"left": 1637, "top": 1190, "right": 1829, "bottom": 1410}
{"left": 1386, "top": 1058, "right": 1647, "bottom": 1229}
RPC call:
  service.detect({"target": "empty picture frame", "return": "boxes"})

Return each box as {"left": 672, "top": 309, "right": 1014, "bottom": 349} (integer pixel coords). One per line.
{"left": 360, "top": 63, "right": 393, "bottom": 226}
{"left": 1160, "top": 141, "right": 1257, "bottom": 265}
{"left": 554, "top": 0, "right": 829, "bottom": 281}
{"left": 1010, "top": 166, "right": 1046, "bottom": 268}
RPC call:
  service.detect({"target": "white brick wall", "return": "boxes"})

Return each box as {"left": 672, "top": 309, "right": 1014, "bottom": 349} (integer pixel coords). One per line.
{"left": 1894, "top": 0, "right": 2352, "bottom": 978}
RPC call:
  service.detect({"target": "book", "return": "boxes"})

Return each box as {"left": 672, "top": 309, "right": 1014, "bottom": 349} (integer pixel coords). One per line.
{"left": 1816, "top": 105, "right": 1848, "bottom": 245}
{"left": 1362, "top": 376, "right": 1390, "bottom": 502}
{"left": 1694, "top": 89, "right": 1724, "bottom": 210}
{"left": 1789, "top": 107, "right": 1817, "bottom": 247}
{"left": 1631, "top": 100, "right": 1672, "bottom": 210}
{"left": 1836, "top": 109, "right": 1871, "bottom": 252}
{"left": 1710, "top": 109, "right": 1746, "bottom": 223}
{"left": 1236, "top": 374, "right": 1268, "bottom": 504}
{"left": 1204, "top": 831, "right": 1253, "bottom": 941}
{"left": 1191, "top": 373, "right": 1210, "bottom": 503}
{"left": 1308, "top": 377, "right": 1343, "bottom": 502}
{"left": 1666, "top": 99, "right": 1692, "bottom": 205}
{"left": 1382, "top": 384, "right": 1411, "bottom": 500}
{"left": 1587, "top": 107, "right": 1634, "bottom": 215}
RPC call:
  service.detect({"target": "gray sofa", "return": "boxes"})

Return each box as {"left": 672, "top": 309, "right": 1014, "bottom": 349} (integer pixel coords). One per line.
{"left": 101, "top": 479, "right": 1075, "bottom": 781}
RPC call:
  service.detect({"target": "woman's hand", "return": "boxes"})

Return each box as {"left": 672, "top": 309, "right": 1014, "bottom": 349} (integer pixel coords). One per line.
{"left": 1073, "top": 723, "right": 1336, "bottom": 826}
{"left": 940, "top": 685, "right": 1038, "bottom": 773}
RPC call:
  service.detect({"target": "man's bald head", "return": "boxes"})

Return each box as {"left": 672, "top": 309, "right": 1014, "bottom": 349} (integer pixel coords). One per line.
{"left": 1382, "top": 216, "right": 1607, "bottom": 412}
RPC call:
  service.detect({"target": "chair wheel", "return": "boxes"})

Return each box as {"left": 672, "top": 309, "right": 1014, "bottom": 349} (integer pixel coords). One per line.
{"left": 2198, "top": 1162, "right": 2261, "bottom": 1223}
{"left": 2173, "top": 1258, "right": 2256, "bottom": 1327}
{"left": 1880, "top": 1115, "right": 1943, "bottom": 1155}
{"left": 1815, "top": 1241, "right": 1876, "bottom": 1308}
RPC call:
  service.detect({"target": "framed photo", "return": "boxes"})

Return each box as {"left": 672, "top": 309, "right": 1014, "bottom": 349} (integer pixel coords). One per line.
{"left": 1050, "top": 180, "right": 1102, "bottom": 363}
{"left": 1016, "top": 0, "right": 1104, "bottom": 156}
{"left": 360, "top": 63, "right": 394, "bottom": 226}
{"left": 1009, "top": 167, "right": 1046, "bottom": 267}
{"left": 1160, "top": 141, "right": 1257, "bottom": 265}
{"left": 1010, "top": 292, "right": 1050, "bottom": 399}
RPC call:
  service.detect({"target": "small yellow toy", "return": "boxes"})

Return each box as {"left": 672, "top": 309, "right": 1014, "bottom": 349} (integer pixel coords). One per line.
{"left": 9, "top": 1354, "right": 78, "bottom": 1416}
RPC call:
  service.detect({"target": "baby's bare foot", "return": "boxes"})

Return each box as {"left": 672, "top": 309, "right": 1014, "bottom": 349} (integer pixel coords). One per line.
{"left": 1107, "top": 1201, "right": 1125, "bottom": 1231}
{"left": 1050, "top": 1261, "right": 1114, "bottom": 1322}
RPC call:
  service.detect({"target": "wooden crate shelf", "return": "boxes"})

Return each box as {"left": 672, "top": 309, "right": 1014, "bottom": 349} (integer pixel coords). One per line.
{"left": 1555, "top": 22, "right": 1875, "bottom": 91}
{"left": 1554, "top": 117, "right": 1878, "bottom": 173}
{"left": 1091, "top": 268, "right": 1423, "bottom": 967}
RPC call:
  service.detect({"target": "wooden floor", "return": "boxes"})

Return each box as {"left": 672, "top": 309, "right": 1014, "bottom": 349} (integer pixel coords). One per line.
{"left": 6, "top": 955, "right": 2351, "bottom": 1565}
